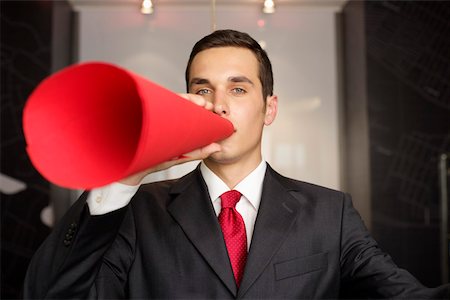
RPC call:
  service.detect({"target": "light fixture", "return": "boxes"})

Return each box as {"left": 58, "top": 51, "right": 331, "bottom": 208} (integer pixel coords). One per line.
{"left": 263, "top": 0, "right": 275, "bottom": 14}
{"left": 141, "top": 0, "right": 154, "bottom": 14}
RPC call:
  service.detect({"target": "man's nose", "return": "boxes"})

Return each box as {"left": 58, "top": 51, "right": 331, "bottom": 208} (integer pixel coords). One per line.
{"left": 212, "top": 92, "right": 229, "bottom": 116}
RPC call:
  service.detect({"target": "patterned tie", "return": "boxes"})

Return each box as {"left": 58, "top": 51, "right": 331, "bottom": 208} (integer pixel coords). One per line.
{"left": 218, "top": 190, "right": 247, "bottom": 287}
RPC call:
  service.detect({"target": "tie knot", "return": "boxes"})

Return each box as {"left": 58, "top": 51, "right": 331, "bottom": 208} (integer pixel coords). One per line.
{"left": 220, "top": 190, "right": 242, "bottom": 208}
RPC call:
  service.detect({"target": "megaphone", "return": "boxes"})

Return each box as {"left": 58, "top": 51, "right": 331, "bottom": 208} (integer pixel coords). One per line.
{"left": 23, "top": 62, "right": 234, "bottom": 189}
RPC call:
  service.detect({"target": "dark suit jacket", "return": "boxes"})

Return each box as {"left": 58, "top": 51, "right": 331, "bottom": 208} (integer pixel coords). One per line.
{"left": 24, "top": 165, "right": 449, "bottom": 299}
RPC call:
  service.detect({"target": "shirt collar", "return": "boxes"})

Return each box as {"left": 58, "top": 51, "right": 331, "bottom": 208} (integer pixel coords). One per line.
{"left": 200, "top": 160, "right": 267, "bottom": 210}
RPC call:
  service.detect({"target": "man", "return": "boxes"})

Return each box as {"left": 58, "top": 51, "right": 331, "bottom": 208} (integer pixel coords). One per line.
{"left": 24, "top": 30, "right": 448, "bottom": 299}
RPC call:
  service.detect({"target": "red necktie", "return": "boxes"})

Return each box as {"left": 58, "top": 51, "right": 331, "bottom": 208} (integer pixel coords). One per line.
{"left": 218, "top": 190, "right": 247, "bottom": 287}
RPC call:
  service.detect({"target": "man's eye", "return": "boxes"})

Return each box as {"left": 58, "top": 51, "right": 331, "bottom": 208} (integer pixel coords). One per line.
{"left": 232, "top": 87, "right": 246, "bottom": 94}
{"left": 196, "top": 89, "right": 211, "bottom": 95}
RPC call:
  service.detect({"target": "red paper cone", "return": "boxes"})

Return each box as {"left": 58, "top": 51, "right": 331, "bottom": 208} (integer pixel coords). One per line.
{"left": 23, "top": 62, "right": 234, "bottom": 189}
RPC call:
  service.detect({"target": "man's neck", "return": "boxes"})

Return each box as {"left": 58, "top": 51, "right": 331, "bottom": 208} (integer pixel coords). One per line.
{"left": 203, "top": 155, "right": 263, "bottom": 189}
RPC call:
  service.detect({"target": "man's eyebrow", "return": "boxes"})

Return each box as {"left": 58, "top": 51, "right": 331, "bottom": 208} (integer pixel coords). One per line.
{"left": 189, "top": 76, "right": 254, "bottom": 86}
{"left": 228, "top": 76, "right": 254, "bottom": 85}
{"left": 189, "top": 78, "right": 210, "bottom": 87}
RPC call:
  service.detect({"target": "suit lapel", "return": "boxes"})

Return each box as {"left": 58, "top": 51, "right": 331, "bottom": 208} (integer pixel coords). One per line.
{"left": 167, "top": 168, "right": 237, "bottom": 296}
{"left": 238, "top": 166, "right": 303, "bottom": 297}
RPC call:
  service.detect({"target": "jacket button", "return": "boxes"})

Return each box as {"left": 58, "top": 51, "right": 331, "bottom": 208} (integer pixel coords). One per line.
{"left": 63, "top": 239, "right": 71, "bottom": 247}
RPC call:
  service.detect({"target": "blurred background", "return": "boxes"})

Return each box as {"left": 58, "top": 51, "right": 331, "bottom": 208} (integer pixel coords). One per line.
{"left": 1, "top": 0, "right": 449, "bottom": 298}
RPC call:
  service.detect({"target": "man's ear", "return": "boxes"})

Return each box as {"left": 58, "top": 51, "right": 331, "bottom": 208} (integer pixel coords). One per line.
{"left": 264, "top": 95, "right": 278, "bottom": 126}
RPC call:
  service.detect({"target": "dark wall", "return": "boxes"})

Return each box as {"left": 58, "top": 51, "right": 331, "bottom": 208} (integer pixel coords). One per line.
{"left": 0, "top": 1, "right": 74, "bottom": 298}
{"left": 343, "top": 0, "right": 450, "bottom": 287}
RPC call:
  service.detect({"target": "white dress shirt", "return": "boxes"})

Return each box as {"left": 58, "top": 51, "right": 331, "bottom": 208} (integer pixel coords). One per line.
{"left": 87, "top": 161, "right": 267, "bottom": 250}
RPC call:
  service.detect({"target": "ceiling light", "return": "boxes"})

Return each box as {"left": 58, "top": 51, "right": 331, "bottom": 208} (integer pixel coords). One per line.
{"left": 141, "top": 0, "right": 154, "bottom": 14}
{"left": 263, "top": 0, "right": 275, "bottom": 14}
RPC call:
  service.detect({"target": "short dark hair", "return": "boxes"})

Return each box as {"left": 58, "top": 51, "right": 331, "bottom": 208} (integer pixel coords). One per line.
{"left": 185, "top": 29, "right": 274, "bottom": 101}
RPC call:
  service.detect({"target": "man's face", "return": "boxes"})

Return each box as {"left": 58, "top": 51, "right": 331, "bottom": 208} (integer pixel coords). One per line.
{"left": 188, "top": 46, "right": 277, "bottom": 168}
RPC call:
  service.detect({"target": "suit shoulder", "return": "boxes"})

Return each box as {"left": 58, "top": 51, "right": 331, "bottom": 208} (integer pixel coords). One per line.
{"left": 269, "top": 167, "right": 346, "bottom": 200}
{"left": 134, "top": 178, "right": 180, "bottom": 205}
{"left": 139, "top": 178, "right": 177, "bottom": 193}
{"left": 126, "top": 179, "right": 176, "bottom": 213}
{"left": 132, "top": 169, "right": 199, "bottom": 204}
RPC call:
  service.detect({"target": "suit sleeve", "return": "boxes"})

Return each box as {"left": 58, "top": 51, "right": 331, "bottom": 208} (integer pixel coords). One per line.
{"left": 23, "top": 192, "right": 134, "bottom": 299}
{"left": 339, "top": 193, "right": 450, "bottom": 299}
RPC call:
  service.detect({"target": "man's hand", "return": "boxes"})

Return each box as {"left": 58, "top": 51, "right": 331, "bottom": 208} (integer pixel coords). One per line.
{"left": 119, "top": 94, "right": 221, "bottom": 186}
